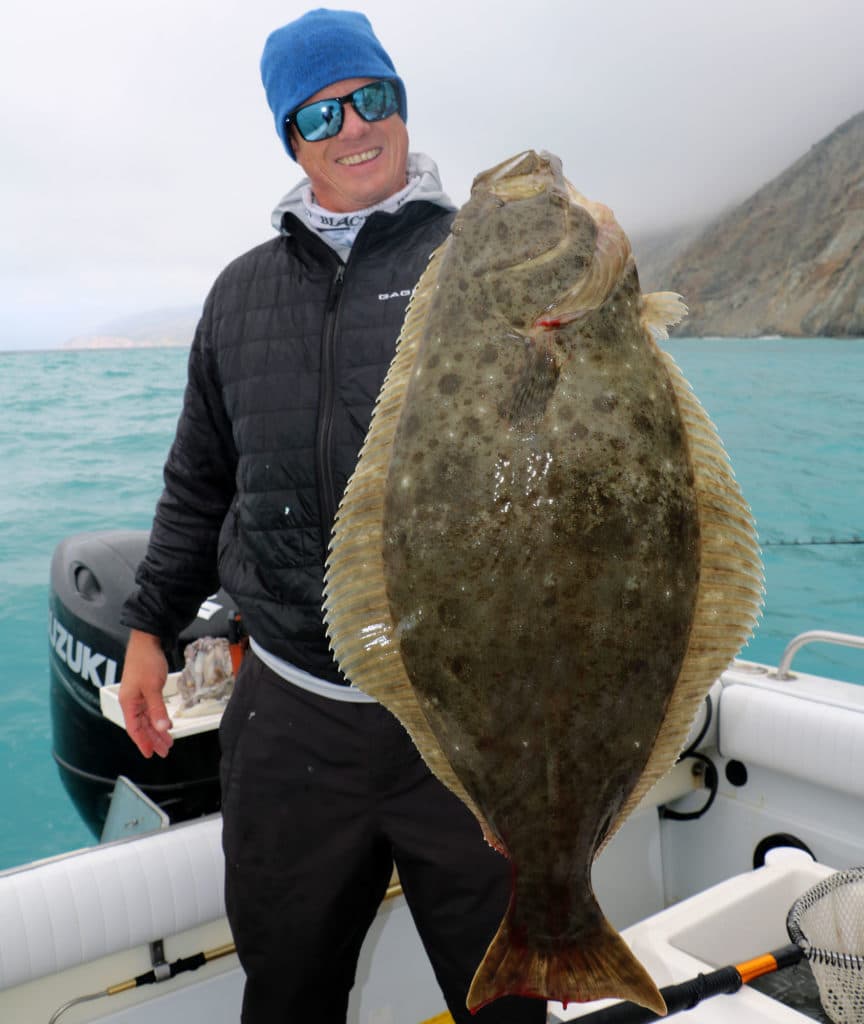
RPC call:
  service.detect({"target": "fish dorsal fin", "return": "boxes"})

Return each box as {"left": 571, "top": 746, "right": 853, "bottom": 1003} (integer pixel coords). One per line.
{"left": 600, "top": 344, "right": 764, "bottom": 850}
{"left": 323, "top": 238, "right": 496, "bottom": 844}
{"left": 641, "top": 292, "right": 688, "bottom": 340}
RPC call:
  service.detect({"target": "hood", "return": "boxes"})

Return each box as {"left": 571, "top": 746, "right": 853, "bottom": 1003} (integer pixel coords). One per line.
{"left": 270, "top": 153, "right": 456, "bottom": 247}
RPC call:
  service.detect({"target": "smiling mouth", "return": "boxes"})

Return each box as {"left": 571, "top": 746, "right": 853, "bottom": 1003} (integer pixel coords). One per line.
{"left": 337, "top": 147, "right": 382, "bottom": 167}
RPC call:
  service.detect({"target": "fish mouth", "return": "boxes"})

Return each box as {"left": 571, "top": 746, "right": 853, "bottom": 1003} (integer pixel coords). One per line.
{"left": 336, "top": 147, "right": 382, "bottom": 167}
{"left": 472, "top": 149, "right": 564, "bottom": 200}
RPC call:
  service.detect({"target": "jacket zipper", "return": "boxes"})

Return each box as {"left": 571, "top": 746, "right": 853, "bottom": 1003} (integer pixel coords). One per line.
{"left": 316, "top": 262, "right": 345, "bottom": 552}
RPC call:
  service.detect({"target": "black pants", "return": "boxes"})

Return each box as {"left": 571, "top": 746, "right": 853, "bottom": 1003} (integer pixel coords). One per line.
{"left": 219, "top": 652, "right": 546, "bottom": 1024}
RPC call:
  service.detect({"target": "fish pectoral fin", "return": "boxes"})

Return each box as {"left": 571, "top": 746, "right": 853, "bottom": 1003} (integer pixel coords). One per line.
{"left": 641, "top": 291, "right": 688, "bottom": 340}
{"left": 467, "top": 906, "right": 666, "bottom": 1015}
{"left": 503, "top": 338, "right": 561, "bottom": 426}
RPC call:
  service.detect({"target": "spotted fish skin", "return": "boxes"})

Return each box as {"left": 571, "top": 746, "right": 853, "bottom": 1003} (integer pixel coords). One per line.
{"left": 386, "top": 151, "right": 696, "bottom": 1008}
{"left": 324, "top": 151, "right": 763, "bottom": 1015}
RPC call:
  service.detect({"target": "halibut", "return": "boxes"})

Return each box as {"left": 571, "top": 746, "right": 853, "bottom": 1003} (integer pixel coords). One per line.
{"left": 323, "top": 151, "right": 763, "bottom": 1015}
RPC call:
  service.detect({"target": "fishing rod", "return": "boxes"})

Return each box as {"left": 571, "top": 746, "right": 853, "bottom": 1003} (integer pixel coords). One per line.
{"left": 47, "top": 941, "right": 237, "bottom": 1024}
{"left": 762, "top": 537, "right": 863, "bottom": 546}
{"left": 45, "top": 878, "right": 407, "bottom": 1023}
{"left": 572, "top": 943, "right": 803, "bottom": 1022}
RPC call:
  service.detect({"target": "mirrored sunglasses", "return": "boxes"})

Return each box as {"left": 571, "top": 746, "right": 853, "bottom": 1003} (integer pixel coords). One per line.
{"left": 285, "top": 80, "right": 401, "bottom": 145}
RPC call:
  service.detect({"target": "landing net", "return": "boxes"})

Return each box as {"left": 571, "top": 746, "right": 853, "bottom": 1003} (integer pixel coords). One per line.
{"left": 788, "top": 867, "right": 864, "bottom": 1024}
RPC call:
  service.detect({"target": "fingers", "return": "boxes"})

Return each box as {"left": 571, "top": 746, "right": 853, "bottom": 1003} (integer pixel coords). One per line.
{"left": 119, "top": 630, "right": 173, "bottom": 759}
{"left": 146, "top": 694, "right": 174, "bottom": 758}
{"left": 121, "top": 693, "right": 175, "bottom": 759}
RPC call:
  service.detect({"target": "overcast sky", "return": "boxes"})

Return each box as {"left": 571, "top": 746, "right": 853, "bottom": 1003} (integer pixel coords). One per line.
{"left": 2, "top": 0, "right": 862, "bottom": 349}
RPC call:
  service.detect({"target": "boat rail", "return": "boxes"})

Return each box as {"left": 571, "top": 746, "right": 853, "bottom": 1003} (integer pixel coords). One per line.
{"left": 776, "top": 630, "right": 864, "bottom": 680}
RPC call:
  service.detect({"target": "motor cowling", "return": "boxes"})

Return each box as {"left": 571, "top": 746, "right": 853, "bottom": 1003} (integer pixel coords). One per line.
{"left": 49, "top": 530, "right": 235, "bottom": 837}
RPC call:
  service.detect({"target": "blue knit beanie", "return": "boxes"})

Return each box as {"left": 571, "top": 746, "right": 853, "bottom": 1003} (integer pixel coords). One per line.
{"left": 260, "top": 9, "right": 407, "bottom": 160}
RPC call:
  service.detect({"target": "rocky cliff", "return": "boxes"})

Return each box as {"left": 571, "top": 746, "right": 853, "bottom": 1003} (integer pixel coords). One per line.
{"left": 635, "top": 110, "right": 864, "bottom": 337}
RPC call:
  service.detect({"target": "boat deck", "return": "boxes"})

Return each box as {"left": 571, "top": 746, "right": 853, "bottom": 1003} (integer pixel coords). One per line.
{"left": 552, "top": 851, "right": 834, "bottom": 1022}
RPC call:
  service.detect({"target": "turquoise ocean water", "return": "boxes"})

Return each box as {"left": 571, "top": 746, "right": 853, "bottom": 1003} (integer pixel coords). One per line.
{"left": 1, "top": 340, "right": 862, "bottom": 872}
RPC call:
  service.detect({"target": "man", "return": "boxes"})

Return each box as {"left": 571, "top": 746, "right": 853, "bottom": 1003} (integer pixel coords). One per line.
{"left": 118, "top": 9, "right": 547, "bottom": 1024}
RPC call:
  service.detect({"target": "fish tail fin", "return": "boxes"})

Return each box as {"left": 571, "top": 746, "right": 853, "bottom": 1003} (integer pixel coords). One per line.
{"left": 467, "top": 909, "right": 667, "bottom": 1016}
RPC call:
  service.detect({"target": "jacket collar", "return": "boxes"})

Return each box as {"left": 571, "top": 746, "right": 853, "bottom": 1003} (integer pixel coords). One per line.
{"left": 270, "top": 152, "right": 456, "bottom": 260}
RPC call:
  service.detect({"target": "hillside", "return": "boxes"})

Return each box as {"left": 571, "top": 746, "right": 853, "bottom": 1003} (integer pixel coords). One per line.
{"left": 636, "top": 110, "right": 864, "bottom": 337}
{"left": 64, "top": 306, "right": 199, "bottom": 350}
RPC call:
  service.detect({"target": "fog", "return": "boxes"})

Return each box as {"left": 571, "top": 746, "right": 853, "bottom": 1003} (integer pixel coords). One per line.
{"left": 2, "top": 0, "right": 862, "bottom": 348}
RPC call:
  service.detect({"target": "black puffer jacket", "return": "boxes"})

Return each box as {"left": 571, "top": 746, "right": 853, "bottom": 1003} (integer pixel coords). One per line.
{"left": 122, "top": 200, "right": 455, "bottom": 683}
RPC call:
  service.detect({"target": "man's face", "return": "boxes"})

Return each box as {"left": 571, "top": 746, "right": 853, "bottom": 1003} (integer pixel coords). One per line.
{"left": 290, "top": 77, "right": 409, "bottom": 213}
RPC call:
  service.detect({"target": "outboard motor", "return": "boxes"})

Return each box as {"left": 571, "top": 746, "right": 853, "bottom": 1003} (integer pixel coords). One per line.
{"left": 49, "top": 531, "right": 237, "bottom": 837}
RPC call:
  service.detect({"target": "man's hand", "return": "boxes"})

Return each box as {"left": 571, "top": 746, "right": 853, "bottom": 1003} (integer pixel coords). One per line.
{"left": 119, "top": 629, "right": 174, "bottom": 758}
